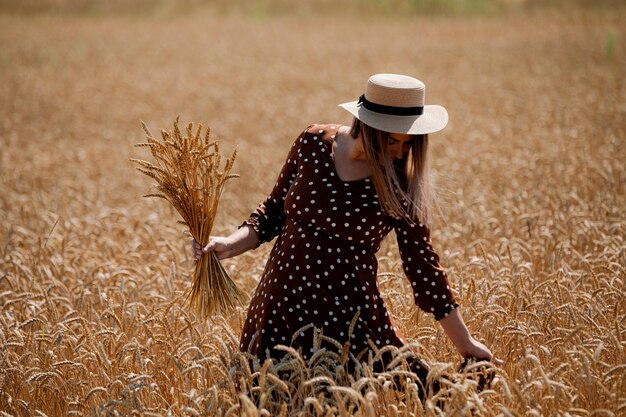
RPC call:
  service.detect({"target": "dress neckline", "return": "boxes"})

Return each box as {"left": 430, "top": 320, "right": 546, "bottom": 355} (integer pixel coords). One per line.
{"left": 329, "top": 128, "right": 371, "bottom": 184}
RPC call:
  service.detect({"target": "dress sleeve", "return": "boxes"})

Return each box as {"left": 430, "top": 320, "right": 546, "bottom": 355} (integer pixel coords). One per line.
{"left": 392, "top": 214, "right": 459, "bottom": 320}
{"left": 240, "top": 126, "right": 310, "bottom": 247}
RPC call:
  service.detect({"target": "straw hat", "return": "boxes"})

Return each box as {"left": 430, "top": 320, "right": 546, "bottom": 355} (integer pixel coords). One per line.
{"left": 339, "top": 73, "right": 448, "bottom": 135}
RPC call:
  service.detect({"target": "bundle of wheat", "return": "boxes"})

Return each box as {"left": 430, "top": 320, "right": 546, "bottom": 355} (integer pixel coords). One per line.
{"left": 131, "top": 116, "right": 245, "bottom": 317}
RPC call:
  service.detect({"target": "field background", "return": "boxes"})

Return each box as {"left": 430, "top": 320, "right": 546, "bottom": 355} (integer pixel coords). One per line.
{"left": 0, "top": 0, "right": 624, "bottom": 416}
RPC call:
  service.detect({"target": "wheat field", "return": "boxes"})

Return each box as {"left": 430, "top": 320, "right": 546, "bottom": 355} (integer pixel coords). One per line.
{"left": 0, "top": 3, "right": 624, "bottom": 416}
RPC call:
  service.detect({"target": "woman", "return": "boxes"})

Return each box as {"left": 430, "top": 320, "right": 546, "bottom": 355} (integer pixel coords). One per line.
{"left": 193, "top": 73, "right": 495, "bottom": 396}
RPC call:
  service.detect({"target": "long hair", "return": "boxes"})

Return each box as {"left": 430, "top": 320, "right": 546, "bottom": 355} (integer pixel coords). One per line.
{"left": 349, "top": 118, "right": 434, "bottom": 225}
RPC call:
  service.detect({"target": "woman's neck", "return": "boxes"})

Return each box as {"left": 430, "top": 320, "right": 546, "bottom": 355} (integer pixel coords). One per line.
{"left": 333, "top": 126, "right": 370, "bottom": 182}
{"left": 337, "top": 126, "right": 366, "bottom": 161}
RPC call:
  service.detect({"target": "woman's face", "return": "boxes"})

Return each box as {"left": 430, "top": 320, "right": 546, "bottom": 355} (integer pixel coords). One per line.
{"left": 387, "top": 133, "right": 415, "bottom": 160}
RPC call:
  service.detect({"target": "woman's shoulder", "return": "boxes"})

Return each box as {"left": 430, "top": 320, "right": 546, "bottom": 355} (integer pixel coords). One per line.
{"left": 301, "top": 123, "right": 343, "bottom": 144}
{"left": 285, "top": 124, "right": 342, "bottom": 164}
{"left": 291, "top": 124, "right": 342, "bottom": 156}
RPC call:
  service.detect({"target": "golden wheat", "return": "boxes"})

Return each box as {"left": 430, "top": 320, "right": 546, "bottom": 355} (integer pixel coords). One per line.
{"left": 131, "top": 117, "right": 245, "bottom": 318}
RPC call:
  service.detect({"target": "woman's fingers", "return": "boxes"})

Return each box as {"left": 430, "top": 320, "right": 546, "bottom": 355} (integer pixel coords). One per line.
{"left": 192, "top": 238, "right": 221, "bottom": 260}
{"left": 202, "top": 235, "right": 220, "bottom": 252}
{"left": 204, "top": 238, "right": 228, "bottom": 251}
{"left": 205, "top": 238, "right": 236, "bottom": 260}
{"left": 190, "top": 238, "right": 202, "bottom": 260}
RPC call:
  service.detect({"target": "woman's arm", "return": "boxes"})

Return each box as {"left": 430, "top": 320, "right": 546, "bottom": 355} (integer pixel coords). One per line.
{"left": 241, "top": 126, "right": 314, "bottom": 246}
{"left": 192, "top": 224, "right": 259, "bottom": 260}
{"left": 192, "top": 126, "right": 315, "bottom": 261}
{"left": 391, "top": 216, "right": 499, "bottom": 363}
{"left": 392, "top": 215, "right": 458, "bottom": 320}
{"left": 438, "top": 307, "right": 495, "bottom": 361}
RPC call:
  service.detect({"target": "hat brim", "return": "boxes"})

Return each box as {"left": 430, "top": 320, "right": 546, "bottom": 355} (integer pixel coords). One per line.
{"left": 338, "top": 101, "right": 448, "bottom": 135}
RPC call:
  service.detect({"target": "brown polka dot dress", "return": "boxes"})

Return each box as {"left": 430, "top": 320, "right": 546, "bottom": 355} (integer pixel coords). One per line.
{"left": 240, "top": 124, "right": 458, "bottom": 365}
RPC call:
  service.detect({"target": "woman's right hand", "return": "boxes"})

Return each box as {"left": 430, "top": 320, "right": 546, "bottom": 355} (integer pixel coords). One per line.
{"left": 191, "top": 237, "right": 237, "bottom": 261}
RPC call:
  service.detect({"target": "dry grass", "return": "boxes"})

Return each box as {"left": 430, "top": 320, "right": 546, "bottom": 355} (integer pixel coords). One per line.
{"left": 0, "top": 6, "right": 624, "bottom": 417}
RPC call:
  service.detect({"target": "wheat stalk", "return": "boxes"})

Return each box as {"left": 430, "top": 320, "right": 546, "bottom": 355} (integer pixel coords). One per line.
{"left": 131, "top": 116, "right": 245, "bottom": 318}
